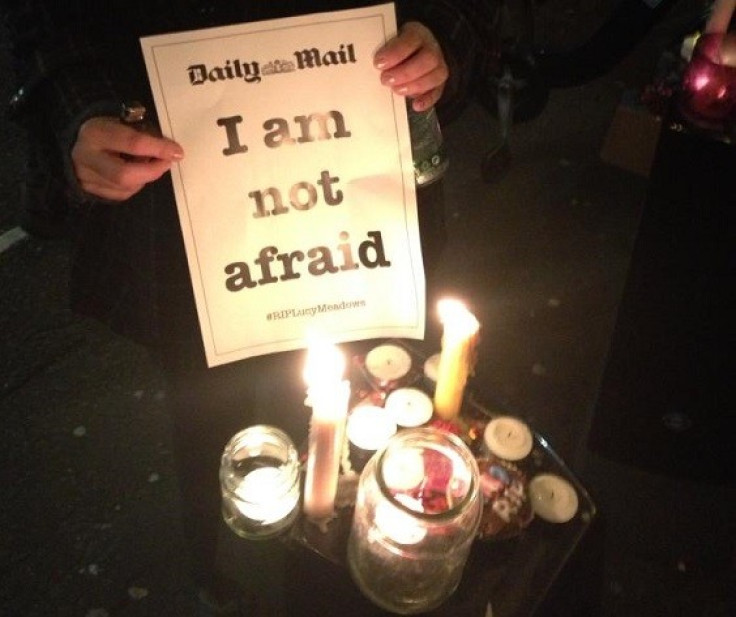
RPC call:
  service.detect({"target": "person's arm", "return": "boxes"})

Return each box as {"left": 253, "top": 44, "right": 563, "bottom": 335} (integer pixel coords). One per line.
{"left": 705, "top": 0, "right": 736, "bottom": 33}
{"left": 389, "top": 0, "right": 485, "bottom": 122}
{"left": 3, "top": 0, "right": 183, "bottom": 202}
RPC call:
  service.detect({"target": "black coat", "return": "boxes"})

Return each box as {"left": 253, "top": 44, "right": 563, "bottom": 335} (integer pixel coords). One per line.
{"left": 3, "top": 0, "right": 488, "bottom": 355}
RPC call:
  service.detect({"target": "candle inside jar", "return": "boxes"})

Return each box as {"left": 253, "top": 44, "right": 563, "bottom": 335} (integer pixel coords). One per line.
{"left": 374, "top": 499, "right": 427, "bottom": 544}
{"left": 382, "top": 448, "right": 425, "bottom": 491}
{"left": 233, "top": 463, "right": 298, "bottom": 525}
{"left": 483, "top": 416, "right": 533, "bottom": 461}
{"left": 365, "top": 344, "right": 412, "bottom": 383}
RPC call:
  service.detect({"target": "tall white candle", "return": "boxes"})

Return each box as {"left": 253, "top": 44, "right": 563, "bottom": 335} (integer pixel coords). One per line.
{"left": 433, "top": 299, "right": 480, "bottom": 420}
{"left": 303, "top": 341, "right": 351, "bottom": 523}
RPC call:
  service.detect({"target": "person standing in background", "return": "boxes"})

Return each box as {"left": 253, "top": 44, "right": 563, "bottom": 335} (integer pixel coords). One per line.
{"left": 2, "top": 1, "right": 487, "bottom": 613}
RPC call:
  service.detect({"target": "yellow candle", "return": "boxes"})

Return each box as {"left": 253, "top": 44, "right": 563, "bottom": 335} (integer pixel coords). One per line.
{"left": 303, "top": 341, "right": 351, "bottom": 523}
{"left": 433, "top": 299, "right": 480, "bottom": 420}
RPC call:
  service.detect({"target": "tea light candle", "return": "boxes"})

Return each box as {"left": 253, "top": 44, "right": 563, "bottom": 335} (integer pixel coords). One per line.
{"left": 423, "top": 353, "right": 441, "bottom": 382}
{"left": 374, "top": 499, "right": 427, "bottom": 544}
{"left": 365, "top": 344, "right": 412, "bottom": 383}
{"left": 385, "top": 387, "right": 433, "bottom": 427}
{"left": 528, "top": 473, "right": 579, "bottom": 523}
{"left": 382, "top": 448, "right": 425, "bottom": 491}
{"left": 303, "top": 341, "right": 351, "bottom": 523}
{"left": 234, "top": 466, "right": 297, "bottom": 524}
{"left": 433, "top": 299, "right": 480, "bottom": 420}
{"left": 347, "top": 405, "right": 397, "bottom": 452}
{"left": 483, "top": 416, "right": 533, "bottom": 461}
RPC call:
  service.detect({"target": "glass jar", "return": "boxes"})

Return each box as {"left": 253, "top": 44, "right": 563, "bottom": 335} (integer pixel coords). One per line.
{"left": 220, "top": 425, "right": 300, "bottom": 540}
{"left": 347, "top": 427, "right": 481, "bottom": 614}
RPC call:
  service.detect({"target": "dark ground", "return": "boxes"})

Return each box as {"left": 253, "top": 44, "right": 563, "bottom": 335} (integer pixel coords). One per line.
{"left": 1, "top": 2, "right": 734, "bottom": 616}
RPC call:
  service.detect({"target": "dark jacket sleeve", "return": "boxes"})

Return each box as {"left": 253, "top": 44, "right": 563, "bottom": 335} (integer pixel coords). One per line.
{"left": 2, "top": 0, "right": 490, "bottom": 174}
{"left": 397, "top": 0, "right": 494, "bottom": 123}
{"left": 4, "top": 1, "right": 133, "bottom": 135}
{"left": 2, "top": 0, "right": 177, "bottom": 198}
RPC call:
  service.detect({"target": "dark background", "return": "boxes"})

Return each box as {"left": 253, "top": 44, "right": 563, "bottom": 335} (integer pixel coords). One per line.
{"left": 1, "top": 1, "right": 734, "bottom": 615}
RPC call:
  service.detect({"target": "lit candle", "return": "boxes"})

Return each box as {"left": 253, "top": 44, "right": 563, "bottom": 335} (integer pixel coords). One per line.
{"left": 528, "top": 473, "right": 579, "bottom": 523}
{"left": 347, "top": 405, "right": 397, "bottom": 452}
{"left": 385, "top": 387, "right": 433, "bottom": 427}
{"left": 374, "top": 499, "right": 427, "bottom": 544}
{"left": 220, "top": 425, "right": 300, "bottom": 539}
{"left": 433, "top": 299, "right": 480, "bottom": 420}
{"left": 382, "top": 448, "right": 425, "bottom": 491}
{"left": 365, "top": 343, "right": 412, "bottom": 384}
{"left": 303, "top": 341, "right": 351, "bottom": 523}
{"left": 483, "top": 416, "right": 533, "bottom": 461}
{"left": 423, "top": 352, "right": 441, "bottom": 382}
{"left": 234, "top": 466, "right": 298, "bottom": 525}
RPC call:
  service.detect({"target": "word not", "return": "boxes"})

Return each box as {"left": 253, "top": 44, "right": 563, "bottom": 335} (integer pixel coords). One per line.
{"left": 249, "top": 170, "right": 342, "bottom": 219}
{"left": 217, "top": 110, "right": 351, "bottom": 156}
{"left": 224, "top": 231, "right": 391, "bottom": 291}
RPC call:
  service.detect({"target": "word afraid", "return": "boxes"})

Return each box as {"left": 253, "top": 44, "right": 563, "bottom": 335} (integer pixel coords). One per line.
{"left": 224, "top": 231, "right": 390, "bottom": 291}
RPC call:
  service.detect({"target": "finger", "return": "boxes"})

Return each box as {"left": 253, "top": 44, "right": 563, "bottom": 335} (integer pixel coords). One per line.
{"left": 77, "top": 179, "right": 147, "bottom": 202}
{"left": 78, "top": 154, "right": 174, "bottom": 191}
{"left": 374, "top": 22, "right": 429, "bottom": 69}
{"left": 383, "top": 60, "right": 448, "bottom": 97}
{"left": 117, "top": 129, "right": 185, "bottom": 161}
{"left": 80, "top": 117, "right": 184, "bottom": 161}
{"left": 381, "top": 45, "right": 442, "bottom": 84}
{"left": 409, "top": 87, "right": 445, "bottom": 112}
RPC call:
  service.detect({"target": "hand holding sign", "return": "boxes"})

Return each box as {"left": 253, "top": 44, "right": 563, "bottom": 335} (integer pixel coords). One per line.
{"left": 141, "top": 3, "right": 429, "bottom": 366}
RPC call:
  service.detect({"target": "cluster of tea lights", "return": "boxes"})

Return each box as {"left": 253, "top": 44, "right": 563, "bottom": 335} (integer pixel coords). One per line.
{"left": 219, "top": 296, "right": 579, "bottom": 543}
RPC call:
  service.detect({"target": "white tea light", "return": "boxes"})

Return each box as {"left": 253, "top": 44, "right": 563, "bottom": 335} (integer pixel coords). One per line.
{"left": 347, "top": 405, "right": 397, "bottom": 452}
{"left": 365, "top": 344, "right": 412, "bottom": 383}
{"left": 423, "top": 353, "right": 441, "bottom": 382}
{"left": 483, "top": 416, "right": 533, "bottom": 461}
{"left": 374, "top": 500, "right": 428, "bottom": 545}
{"left": 385, "top": 387, "right": 433, "bottom": 427}
{"left": 234, "top": 466, "right": 298, "bottom": 524}
{"left": 382, "top": 448, "right": 425, "bottom": 491}
{"left": 528, "top": 473, "right": 579, "bottom": 523}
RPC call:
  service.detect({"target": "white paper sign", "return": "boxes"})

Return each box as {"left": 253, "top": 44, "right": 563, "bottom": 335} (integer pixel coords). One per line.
{"left": 141, "top": 3, "right": 425, "bottom": 367}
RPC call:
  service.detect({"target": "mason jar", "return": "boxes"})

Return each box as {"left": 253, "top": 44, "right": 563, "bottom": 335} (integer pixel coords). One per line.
{"left": 347, "top": 427, "right": 481, "bottom": 614}
{"left": 220, "top": 425, "right": 300, "bottom": 540}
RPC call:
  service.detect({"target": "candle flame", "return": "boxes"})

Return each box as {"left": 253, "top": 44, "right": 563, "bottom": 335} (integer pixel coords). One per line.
{"left": 304, "top": 339, "right": 345, "bottom": 387}
{"left": 438, "top": 299, "right": 479, "bottom": 331}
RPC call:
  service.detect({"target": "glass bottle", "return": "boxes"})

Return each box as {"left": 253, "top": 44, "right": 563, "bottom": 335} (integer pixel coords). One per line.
{"left": 347, "top": 427, "right": 481, "bottom": 614}
{"left": 408, "top": 103, "right": 449, "bottom": 186}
